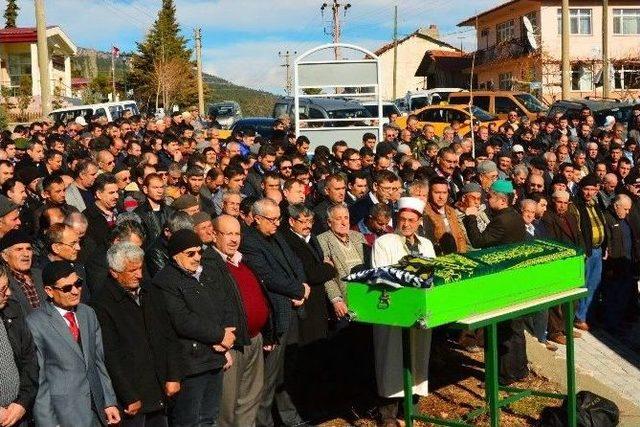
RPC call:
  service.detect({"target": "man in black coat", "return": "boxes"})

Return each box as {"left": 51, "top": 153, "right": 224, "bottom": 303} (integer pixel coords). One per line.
{"left": 134, "top": 173, "right": 174, "bottom": 249}
{"left": 0, "top": 269, "right": 38, "bottom": 427}
{"left": 91, "top": 242, "right": 183, "bottom": 427}
{"left": 152, "top": 230, "right": 236, "bottom": 427}
{"left": 83, "top": 173, "right": 120, "bottom": 252}
{"left": 240, "top": 198, "right": 309, "bottom": 427}
{"left": 463, "top": 180, "right": 528, "bottom": 385}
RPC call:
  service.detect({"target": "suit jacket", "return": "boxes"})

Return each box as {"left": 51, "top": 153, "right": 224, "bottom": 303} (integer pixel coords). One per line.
{"left": 281, "top": 228, "right": 336, "bottom": 345}
{"left": 316, "top": 230, "right": 368, "bottom": 302}
{"left": 348, "top": 193, "right": 376, "bottom": 226}
{"left": 463, "top": 207, "right": 526, "bottom": 248}
{"left": 1, "top": 300, "right": 38, "bottom": 413}
{"left": 26, "top": 303, "right": 117, "bottom": 427}
{"left": 65, "top": 182, "right": 88, "bottom": 213}
{"left": 539, "top": 210, "right": 584, "bottom": 248}
{"left": 8, "top": 269, "right": 47, "bottom": 316}
{"left": 83, "top": 205, "right": 113, "bottom": 249}
{"left": 240, "top": 227, "right": 306, "bottom": 338}
{"left": 91, "top": 277, "right": 183, "bottom": 412}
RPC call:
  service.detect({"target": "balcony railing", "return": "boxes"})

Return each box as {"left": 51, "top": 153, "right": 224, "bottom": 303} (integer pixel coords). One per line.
{"left": 473, "top": 35, "right": 533, "bottom": 66}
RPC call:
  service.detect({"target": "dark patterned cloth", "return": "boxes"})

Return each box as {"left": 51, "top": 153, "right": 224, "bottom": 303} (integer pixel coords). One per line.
{"left": 0, "top": 320, "right": 20, "bottom": 406}
{"left": 11, "top": 270, "right": 41, "bottom": 309}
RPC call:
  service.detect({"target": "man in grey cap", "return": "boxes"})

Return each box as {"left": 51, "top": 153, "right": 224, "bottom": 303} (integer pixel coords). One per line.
{"left": 476, "top": 160, "right": 498, "bottom": 204}
{"left": 0, "top": 195, "right": 21, "bottom": 239}
{"left": 454, "top": 182, "right": 490, "bottom": 251}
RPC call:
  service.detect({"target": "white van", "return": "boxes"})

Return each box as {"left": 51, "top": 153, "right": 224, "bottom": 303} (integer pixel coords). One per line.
{"left": 49, "top": 101, "right": 140, "bottom": 124}
{"left": 404, "top": 88, "right": 466, "bottom": 112}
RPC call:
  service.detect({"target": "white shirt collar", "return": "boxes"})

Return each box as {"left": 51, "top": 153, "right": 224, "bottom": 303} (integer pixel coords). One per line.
{"left": 292, "top": 230, "right": 311, "bottom": 243}
{"left": 213, "top": 247, "right": 243, "bottom": 267}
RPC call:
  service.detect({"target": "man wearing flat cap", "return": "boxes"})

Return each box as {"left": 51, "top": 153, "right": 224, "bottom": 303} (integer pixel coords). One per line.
{"left": 152, "top": 229, "right": 236, "bottom": 426}
{"left": 170, "top": 194, "right": 200, "bottom": 216}
{"left": 0, "top": 195, "right": 21, "bottom": 239}
{"left": 463, "top": 179, "right": 528, "bottom": 385}
{"left": 1, "top": 230, "right": 46, "bottom": 315}
{"left": 569, "top": 173, "right": 607, "bottom": 331}
{"left": 371, "top": 196, "right": 435, "bottom": 425}
{"left": 26, "top": 261, "right": 121, "bottom": 426}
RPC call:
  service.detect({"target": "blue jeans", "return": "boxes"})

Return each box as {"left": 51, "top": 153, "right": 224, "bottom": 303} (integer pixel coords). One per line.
{"left": 576, "top": 247, "right": 603, "bottom": 322}
{"left": 171, "top": 369, "right": 223, "bottom": 427}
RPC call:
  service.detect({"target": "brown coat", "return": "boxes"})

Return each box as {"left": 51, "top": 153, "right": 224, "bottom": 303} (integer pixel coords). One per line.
{"left": 423, "top": 203, "right": 468, "bottom": 255}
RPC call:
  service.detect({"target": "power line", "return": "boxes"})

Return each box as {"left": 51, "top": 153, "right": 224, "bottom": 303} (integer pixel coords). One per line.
{"left": 320, "top": 1, "right": 351, "bottom": 60}
{"left": 278, "top": 50, "right": 297, "bottom": 96}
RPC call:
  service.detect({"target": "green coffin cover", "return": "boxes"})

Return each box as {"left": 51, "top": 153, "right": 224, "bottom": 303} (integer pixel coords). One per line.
{"left": 346, "top": 240, "right": 585, "bottom": 329}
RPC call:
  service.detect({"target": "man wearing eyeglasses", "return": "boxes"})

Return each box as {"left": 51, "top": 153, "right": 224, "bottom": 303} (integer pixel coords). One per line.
{"left": 26, "top": 260, "right": 121, "bottom": 427}
{"left": 153, "top": 229, "right": 236, "bottom": 427}
{"left": 240, "top": 198, "right": 309, "bottom": 427}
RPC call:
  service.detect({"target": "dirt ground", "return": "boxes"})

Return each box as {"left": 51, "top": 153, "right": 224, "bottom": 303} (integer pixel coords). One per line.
{"left": 316, "top": 341, "right": 563, "bottom": 427}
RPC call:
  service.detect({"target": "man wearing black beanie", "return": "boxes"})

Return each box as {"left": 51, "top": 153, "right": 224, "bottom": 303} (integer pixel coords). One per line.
{"left": 152, "top": 229, "right": 236, "bottom": 426}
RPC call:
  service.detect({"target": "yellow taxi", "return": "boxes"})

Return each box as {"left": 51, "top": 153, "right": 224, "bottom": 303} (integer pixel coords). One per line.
{"left": 395, "top": 104, "right": 506, "bottom": 137}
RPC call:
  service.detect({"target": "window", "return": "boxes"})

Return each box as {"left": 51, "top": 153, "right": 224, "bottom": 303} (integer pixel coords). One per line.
{"left": 613, "top": 65, "right": 640, "bottom": 90}
{"left": 495, "top": 97, "right": 520, "bottom": 114}
{"left": 272, "top": 103, "right": 288, "bottom": 118}
{"left": 496, "top": 20, "right": 515, "bottom": 42}
{"left": 417, "top": 108, "right": 446, "bottom": 123}
{"left": 498, "top": 72, "right": 513, "bottom": 90}
{"left": 8, "top": 53, "right": 31, "bottom": 87}
{"left": 523, "top": 11, "right": 538, "bottom": 32}
{"left": 613, "top": 9, "right": 640, "bottom": 35}
{"left": 557, "top": 8, "right": 592, "bottom": 35}
{"left": 571, "top": 65, "right": 593, "bottom": 91}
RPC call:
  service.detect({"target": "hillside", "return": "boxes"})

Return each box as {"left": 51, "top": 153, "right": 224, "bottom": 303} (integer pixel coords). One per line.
{"left": 71, "top": 48, "right": 278, "bottom": 117}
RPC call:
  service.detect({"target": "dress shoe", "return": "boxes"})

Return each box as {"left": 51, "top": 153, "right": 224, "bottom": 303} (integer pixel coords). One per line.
{"left": 549, "top": 334, "right": 566, "bottom": 345}
{"left": 574, "top": 321, "right": 589, "bottom": 331}
{"left": 544, "top": 341, "right": 558, "bottom": 351}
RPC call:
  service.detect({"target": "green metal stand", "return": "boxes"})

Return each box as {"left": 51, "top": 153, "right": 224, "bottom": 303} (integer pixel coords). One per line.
{"left": 400, "top": 289, "right": 586, "bottom": 427}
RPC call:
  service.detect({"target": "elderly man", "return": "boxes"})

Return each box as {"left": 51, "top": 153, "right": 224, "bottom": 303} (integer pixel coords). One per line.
{"left": 0, "top": 195, "right": 21, "bottom": 238}
{"left": 153, "top": 229, "right": 236, "bottom": 427}
{"left": 454, "top": 182, "right": 490, "bottom": 251}
{"left": 423, "top": 176, "right": 468, "bottom": 255}
{"left": 463, "top": 180, "right": 528, "bottom": 385}
{"left": 371, "top": 197, "right": 435, "bottom": 426}
{"left": 354, "top": 203, "right": 393, "bottom": 246}
{"left": 0, "top": 264, "right": 38, "bottom": 427}
{"left": 240, "top": 198, "right": 309, "bottom": 427}
{"left": 207, "top": 215, "right": 273, "bottom": 427}
{"left": 1, "top": 230, "right": 45, "bottom": 315}
{"left": 221, "top": 191, "right": 243, "bottom": 218}
{"left": 570, "top": 174, "right": 607, "bottom": 331}
{"left": 476, "top": 160, "right": 499, "bottom": 198}
{"left": 601, "top": 194, "right": 639, "bottom": 332}
{"left": 92, "top": 243, "right": 182, "bottom": 427}
{"left": 598, "top": 173, "right": 618, "bottom": 210}
{"left": 26, "top": 261, "right": 120, "bottom": 426}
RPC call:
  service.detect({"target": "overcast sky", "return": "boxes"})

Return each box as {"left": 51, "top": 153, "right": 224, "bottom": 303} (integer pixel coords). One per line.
{"left": 2, "top": 0, "right": 504, "bottom": 94}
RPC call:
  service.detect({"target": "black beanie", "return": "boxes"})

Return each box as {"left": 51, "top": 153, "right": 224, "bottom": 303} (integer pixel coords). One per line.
{"left": 168, "top": 229, "right": 202, "bottom": 257}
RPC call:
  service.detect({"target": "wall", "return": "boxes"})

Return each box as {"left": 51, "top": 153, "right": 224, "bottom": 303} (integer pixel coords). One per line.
{"left": 377, "top": 35, "right": 457, "bottom": 100}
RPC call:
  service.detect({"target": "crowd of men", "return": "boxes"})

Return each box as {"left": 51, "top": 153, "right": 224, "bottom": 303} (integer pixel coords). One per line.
{"left": 0, "top": 102, "right": 639, "bottom": 427}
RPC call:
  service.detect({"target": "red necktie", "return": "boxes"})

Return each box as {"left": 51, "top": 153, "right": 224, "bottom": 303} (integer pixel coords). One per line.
{"left": 63, "top": 312, "right": 80, "bottom": 342}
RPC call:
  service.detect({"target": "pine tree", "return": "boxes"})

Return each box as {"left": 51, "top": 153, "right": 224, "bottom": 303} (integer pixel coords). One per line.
{"left": 129, "top": 0, "right": 198, "bottom": 110}
{"left": 4, "top": 0, "right": 19, "bottom": 28}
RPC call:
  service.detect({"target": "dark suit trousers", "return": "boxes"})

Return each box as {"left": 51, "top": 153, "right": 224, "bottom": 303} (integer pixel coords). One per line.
{"left": 121, "top": 410, "right": 168, "bottom": 427}
{"left": 496, "top": 319, "right": 529, "bottom": 385}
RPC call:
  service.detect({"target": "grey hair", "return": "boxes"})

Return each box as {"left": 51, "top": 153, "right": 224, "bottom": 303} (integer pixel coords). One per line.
{"left": 613, "top": 193, "right": 632, "bottom": 207}
{"left": 287, "top": 203, "right": 313, "bottom": 220}
{"left": 406, "top": 180, "right": 428, "bottom": 196}
{"left": 64, "top": 211, "right": 88, "bottom": 228}
{"left": 222, "top": 189, "right": 242, "bottom": 202}
{"left": 327, "top": 202, "right": 349, "bottom": 220}
{"left": 107, "top": 242, "right": 144, "bottom": 273}
{"left": 513, "top": 164, "right": 529, "bottom": 177}
{"left": 520, "top": 198, "right": 536, "bottom": 211}
{"left": 551, "top": 190, "right": 570, "bottom": 201}
{"left": 166, "top": 211, "right": 194, "bottom": 233}
{"left": 116, "top": 211, "right": 143, "bottom": 226}
{"left": 252, "top": 198, "right": 279, "bottom": 216}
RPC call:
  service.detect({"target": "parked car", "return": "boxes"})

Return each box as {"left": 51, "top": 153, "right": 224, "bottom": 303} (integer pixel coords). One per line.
{"left": 49, "top": 101, "right": 139, "bottom": 124}
{"left": 361, "top": 101, "right": 404, "bottom": 124}
{"left": 447, "top": 91, "right": 547, "bottom": 121}
{"left": 208, "top": 101, "right": 242, "bottom": 129}
{"left": 229, "top": 117, "right": 277, "bottom": 140}
{"left": 404, "top": 88, "right": 466, "bottom": 112}
{"left": 394, "top": 97, "right": 408, "bottom": 114}
{"left": 395, "top": 104, "right": 505, "bottom": 137}
{"left": 272, "top": 97, "right": 370, "bottom": 127}
{"left": 546, "top": 99, "right": 638, "bottom": 127}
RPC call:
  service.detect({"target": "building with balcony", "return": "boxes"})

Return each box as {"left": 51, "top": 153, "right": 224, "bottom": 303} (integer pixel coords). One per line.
{"left": 0, "top": 25, "right": 77, "bottom": 103}
{"left": 458, "top": 0, "right": 640, "bottom": 102}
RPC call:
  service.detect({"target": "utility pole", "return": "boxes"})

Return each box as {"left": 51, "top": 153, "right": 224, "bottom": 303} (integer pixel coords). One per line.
{"left": 111, "top": 50, "right": 116, "bottom": 101}
{"left": 602, "top": 0, "right": 610, "bottom": 98}
{"left": 35, "top": 0, "right": 51, "bottom": 117}
{"left": 279, "top": 50, "right": 296, "bottom": 96}
{"left": 321, "top": 1, "right": 351, "bottom": 61}
{"left": 561, "top": 0, "right": 570, "bottom": 99}
{"left": 194, "top": 28, "right": 205, "bottom": 114}
{"left": 392, "top": 5, "right": 398, "bottom": 100}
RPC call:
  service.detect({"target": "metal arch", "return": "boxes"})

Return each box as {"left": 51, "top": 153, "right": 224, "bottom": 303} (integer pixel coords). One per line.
{"left": 294, "top": 43, "right": 379, "bottom": 64}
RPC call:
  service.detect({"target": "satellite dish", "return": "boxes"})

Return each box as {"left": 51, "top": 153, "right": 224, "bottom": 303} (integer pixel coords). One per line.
{"left": 526, "top": 31, "right": 539, "bottom": 50}
{"left": 522, "top": 16, "right": 534, "bottom": 33}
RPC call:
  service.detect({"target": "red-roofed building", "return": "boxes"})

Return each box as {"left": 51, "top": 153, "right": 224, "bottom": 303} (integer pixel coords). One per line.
{"left": 0, "top": 25, "right": 77, "bottom": 99}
